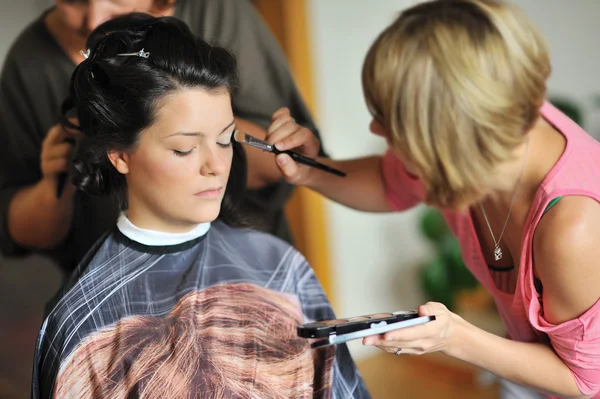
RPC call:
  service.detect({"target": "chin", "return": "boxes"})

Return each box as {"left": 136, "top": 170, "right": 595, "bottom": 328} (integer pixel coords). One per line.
{"left": 187, "top": 206, "right": 222, "bottom": 225}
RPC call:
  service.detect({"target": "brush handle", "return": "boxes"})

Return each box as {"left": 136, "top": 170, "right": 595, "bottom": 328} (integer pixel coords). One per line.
{"left": 55, "top": 137, "right": 76, "bottom": 198}
{"left": 56, "top": 173, "right": 68, "bottom": 198}
{"left": 278, "top": 149, "right": 346, "bottom": 177}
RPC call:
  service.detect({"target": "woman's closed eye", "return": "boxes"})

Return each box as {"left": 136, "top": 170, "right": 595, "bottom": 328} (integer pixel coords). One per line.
{"left": 217, "top": 131, "right": 234, "bottom": 148}
{"left": 171, "top": 130, "right": 233, "bottom": 155}
{"left": 173, "top": 148, "right": 195, "bottom": 157}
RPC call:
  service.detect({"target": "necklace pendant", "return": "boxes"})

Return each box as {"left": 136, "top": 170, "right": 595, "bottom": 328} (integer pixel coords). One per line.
{"left": 494, "top": 245, "right": 503, "bottom": 261}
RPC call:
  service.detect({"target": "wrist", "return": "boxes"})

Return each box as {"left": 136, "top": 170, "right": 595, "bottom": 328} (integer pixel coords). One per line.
{"left": 303, "top": 157, "right": 333, "bottom": 188}
{"left": 444, "top": 312, "right": 469, "bottom": 359}
{"left": 38, "top": 175, "right": 75, "bottom": 204}
{"left": 302, "top": 168, "right": 318, "bottom": 188}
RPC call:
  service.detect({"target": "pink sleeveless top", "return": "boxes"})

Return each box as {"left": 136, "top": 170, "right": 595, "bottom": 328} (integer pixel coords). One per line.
{"left": 382, "top": 102, "right": 600, "bottom": 397}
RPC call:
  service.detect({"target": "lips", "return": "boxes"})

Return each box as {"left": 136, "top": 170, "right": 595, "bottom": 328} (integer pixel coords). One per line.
{"left": 194, "top": 187, "right": 224, "bottom": 199}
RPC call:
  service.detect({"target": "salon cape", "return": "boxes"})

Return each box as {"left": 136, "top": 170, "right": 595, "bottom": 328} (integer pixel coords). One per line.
{"left": 31, "top": 215, "right": 370, "bottom": 399}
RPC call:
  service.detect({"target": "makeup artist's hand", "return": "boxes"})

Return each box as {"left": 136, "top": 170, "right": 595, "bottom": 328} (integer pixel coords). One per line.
{"left": 363, "top": 302, "right": 459, "bottom": 356}
{"left": 40, "top": 118, "right": 81, "bottom": 195}
{"left": 267, "top": 107, "right": 321, "bottom": 184}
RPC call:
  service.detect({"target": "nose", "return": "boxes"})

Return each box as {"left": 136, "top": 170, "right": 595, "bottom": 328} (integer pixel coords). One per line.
{"left": 200, "top": 146, "right": 228, "bottom": 177}
{"left": 369, "top": 119, "right": 388, "bottom": 138}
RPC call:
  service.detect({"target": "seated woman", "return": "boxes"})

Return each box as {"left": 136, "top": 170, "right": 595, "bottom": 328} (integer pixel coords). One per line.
{"left": 31, "top": 13, "right": 369, "bottom": 399}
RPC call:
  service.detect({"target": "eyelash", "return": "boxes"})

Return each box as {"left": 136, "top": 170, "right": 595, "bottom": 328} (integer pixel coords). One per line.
{"left": 172, "top": 139, "right": 232, "bottom": 157}
{"left": 173, "top": 149, "right": 193, "bottom": 157}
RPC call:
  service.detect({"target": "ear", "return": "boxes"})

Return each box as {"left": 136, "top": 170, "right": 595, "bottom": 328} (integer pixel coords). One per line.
{"left": 107, "top": 150, "right": 130, "bottom": 175}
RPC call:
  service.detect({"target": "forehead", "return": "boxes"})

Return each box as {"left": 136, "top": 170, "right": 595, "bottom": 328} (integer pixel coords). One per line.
{"left": 150, "top": 88, "right": 233, "bottom": 135}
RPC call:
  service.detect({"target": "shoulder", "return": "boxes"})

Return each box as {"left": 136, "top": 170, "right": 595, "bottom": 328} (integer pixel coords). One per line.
{"left": 179, "top": 0, "right": 258, "bottom": 19}
{"left": 212, "top": 221, "right": 299, "bottom": 253}
{"left": 533, "top": 196, "right": 600, "bottom": 324}
{"left": 1, "top": 10, "right": 68, "bottom": 102}
{"left": 175, "top": 0, "right": 259, "bottom": 36}
{"left": 211, "top": 221, "right": 306, "bottom": 265}
{"left": 2, "top": 12, "right": 54, "bottom": 72}
{"left": 41, "top": 233, "right": 138, "bottom": 351}
{"left": 45, "top": 232, "right": 121, "bottom": 316}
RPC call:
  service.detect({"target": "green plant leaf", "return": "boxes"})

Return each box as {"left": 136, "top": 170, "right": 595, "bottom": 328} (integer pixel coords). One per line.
{"left": 549, "top": 97, "right": 582, "bottom": 125}
{"left": 420, "top": 256, "right": 455, "bottom": 311}
{"left": 420, "top": 207, "right": 449, "bottom": 245}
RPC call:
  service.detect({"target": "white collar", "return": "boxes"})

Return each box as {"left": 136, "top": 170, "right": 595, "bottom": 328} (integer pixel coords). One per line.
{"left": 116, "top": 212, "right": 211, "bottom": 246}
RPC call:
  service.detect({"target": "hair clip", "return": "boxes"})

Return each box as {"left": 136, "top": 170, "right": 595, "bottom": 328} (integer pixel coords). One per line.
{"left": 116, "top": 48, "right": 150, "bottom": 58}
{"left": 80, "top": 49, "right": 90, "bottom": 59}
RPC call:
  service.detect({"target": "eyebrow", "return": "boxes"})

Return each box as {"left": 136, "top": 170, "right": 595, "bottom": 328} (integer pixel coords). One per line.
{"left": 165, "top": 120, "right": 236, "bottom": 138}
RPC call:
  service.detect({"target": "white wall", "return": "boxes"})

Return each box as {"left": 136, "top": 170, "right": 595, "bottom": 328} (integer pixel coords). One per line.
{"left": 517, "top": 0, "right": 600, "bottom": 136}
{"left": 307, "top": 0, "right": 600, "bottom": 360}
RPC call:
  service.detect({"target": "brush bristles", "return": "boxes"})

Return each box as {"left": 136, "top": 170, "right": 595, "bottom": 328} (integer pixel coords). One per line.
{"left": 233, "top": 131, "right": 273, "bottom": 152}
{"left": 233, "top": 130, "right": 246, "bottom": 143}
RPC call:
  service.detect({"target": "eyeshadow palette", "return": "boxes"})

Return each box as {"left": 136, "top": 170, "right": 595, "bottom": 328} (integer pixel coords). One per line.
{"left": 297, "top": 310, "right": 435, "bottom": 348}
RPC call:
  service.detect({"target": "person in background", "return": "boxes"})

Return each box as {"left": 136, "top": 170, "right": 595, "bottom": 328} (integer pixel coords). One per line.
{"left": 266, "top": 1, "right": 600, "bottom": 398}
{"left": 0, "top": 0, "right": 319, "bottom": 276}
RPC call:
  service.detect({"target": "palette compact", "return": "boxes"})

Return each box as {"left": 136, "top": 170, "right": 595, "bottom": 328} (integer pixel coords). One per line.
{"left": 297, "top": 310, "right": 435, "bottom": 348}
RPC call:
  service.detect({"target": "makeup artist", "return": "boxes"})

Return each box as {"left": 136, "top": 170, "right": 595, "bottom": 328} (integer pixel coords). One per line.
{"left": 266, "top": 1, "right": 600, "bottom": 398}
{"left": 0, "top": 0, "right": 322, "bottom": 276}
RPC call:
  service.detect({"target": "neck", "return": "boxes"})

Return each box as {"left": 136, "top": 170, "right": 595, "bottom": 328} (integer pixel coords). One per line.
{"left": 487, "top": 136, "right": 531, "bottom": 208}
{"left": 485, "top": 115, "right": 563, "bottom": 211}
{"left": 45, "top": 9, "right": 87, "bottom": 64}
{"left": 127, "top": 204, "right": 201, "bottom": 235}
{"left": 117, "top": 212, "right": 210, "bottom": 246}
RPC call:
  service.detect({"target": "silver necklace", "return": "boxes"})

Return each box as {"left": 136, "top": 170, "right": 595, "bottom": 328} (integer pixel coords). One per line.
{"left": 478, "top": 138, "right": 530, "bottom": 261}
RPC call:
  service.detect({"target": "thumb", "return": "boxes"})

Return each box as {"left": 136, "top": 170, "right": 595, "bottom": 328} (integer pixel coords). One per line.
{"left": 276, "top": 154, "right": 301, "bottom": 183}
{"left": 418, "top": 302, "right": 441, "bottom": 317}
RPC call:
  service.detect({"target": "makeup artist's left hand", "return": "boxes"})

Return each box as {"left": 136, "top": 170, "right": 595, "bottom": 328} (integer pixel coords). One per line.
{"left": 363, "top": 302, "right": 458, "bottom": 356}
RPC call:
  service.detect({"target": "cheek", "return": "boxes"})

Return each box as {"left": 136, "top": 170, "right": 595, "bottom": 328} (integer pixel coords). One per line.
{"left": 128, "top": 149, "right": 190, "bottom": 192}
{"left": 127, "top": 146, "right": 234, "bottom": 200}
{"left": 223, "top": 150, "right": 233, "bottom": 178}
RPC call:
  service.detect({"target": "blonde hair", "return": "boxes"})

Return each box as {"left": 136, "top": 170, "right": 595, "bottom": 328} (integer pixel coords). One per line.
{"left": 55, "top": 284, "right": 334, "bottom": 399}
{"left": 362, "top": 0, "right": 550, "bottom": 209}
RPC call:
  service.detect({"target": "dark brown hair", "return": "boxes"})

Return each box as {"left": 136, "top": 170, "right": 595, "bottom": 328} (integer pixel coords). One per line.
{"left": 63, "top": 13, "right": 248, "bottom": 227}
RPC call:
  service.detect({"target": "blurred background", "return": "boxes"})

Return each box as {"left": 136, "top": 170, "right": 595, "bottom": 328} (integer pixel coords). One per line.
{"left": 1, "top": 0, "right": 599, "bottom": 398}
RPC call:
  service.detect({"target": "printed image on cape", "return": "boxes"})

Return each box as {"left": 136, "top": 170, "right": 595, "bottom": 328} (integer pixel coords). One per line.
{"left": 31, "top": 217, "right": 370, "bottom": 399}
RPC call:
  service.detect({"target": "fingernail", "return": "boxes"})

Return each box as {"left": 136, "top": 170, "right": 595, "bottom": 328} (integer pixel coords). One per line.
{"left": 275, "top": 143, "right": 285, "bottom": 150}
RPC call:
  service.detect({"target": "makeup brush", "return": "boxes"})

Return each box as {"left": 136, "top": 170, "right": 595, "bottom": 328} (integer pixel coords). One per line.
{"left": 233, "top": 131, "right": 346, "bottom": 177}
{"left": 56, "top": 173, "right": 68, "bottom": 198}
{"left": 56, "top": 137, "right": 76, "bottom": 198}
